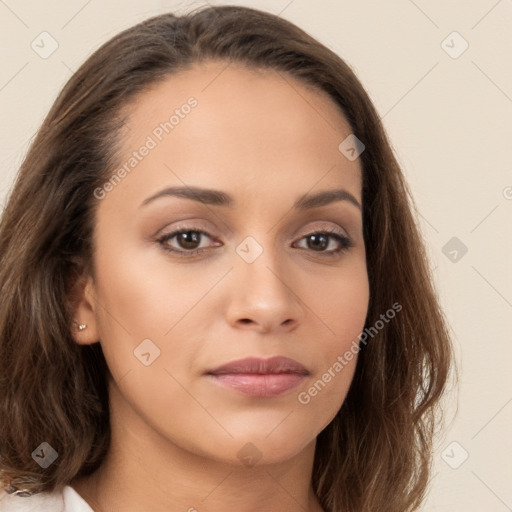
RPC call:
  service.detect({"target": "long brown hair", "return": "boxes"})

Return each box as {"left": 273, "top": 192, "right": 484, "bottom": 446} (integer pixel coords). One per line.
{"left": 0, "top": 6, "right": 453, "bottom": 511}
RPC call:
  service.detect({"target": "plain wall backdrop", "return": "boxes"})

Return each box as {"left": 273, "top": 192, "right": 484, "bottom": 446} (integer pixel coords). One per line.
{"left": 1, "top": 1, "right": 511, "bottom": 510}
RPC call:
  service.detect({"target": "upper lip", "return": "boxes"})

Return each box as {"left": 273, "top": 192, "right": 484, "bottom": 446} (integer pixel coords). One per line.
{"left": 206, "top": 356, "right": 309, "bottom": 375}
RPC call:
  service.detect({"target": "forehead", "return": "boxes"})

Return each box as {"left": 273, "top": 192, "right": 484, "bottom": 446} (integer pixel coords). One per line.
{"left": 107, "top": 60, "right": 362, "bottom": 210}
{"left": 123, "top": 60, "right": 354, "bottom": 145}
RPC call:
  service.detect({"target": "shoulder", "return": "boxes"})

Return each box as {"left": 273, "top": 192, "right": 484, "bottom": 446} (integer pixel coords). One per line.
{"left": 0, "top": 485, "right": 91, "bottom": 512}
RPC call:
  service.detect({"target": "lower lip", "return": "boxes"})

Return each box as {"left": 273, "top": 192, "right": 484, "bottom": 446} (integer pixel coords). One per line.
{"left": 207, "top": 373, "right": 306, "bottom": 397}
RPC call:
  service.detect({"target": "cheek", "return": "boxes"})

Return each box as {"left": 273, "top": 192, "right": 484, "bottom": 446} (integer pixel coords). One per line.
{"left": 90, "top": 236, "right": 229, "bottom": 388}
{"left": 298, "top": 261, "right": 369, "bottom": 415}
{"left": 92, "top": 237, "right": 210, "bottom": 336}
{"left": 308, "top": 257, "right": 370, "bottom": 351}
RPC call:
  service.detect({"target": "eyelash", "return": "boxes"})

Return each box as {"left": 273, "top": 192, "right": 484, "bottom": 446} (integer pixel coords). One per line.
{"left": 156, "top": 225, "right": 354, "bottom": 258}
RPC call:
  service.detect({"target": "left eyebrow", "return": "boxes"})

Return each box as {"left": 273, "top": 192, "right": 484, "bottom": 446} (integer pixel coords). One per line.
{"left": 294, "top": 188, "right": 361, "bottom": 211}
{"left": 140, "top": 186, "right": 361, "bottom": 211}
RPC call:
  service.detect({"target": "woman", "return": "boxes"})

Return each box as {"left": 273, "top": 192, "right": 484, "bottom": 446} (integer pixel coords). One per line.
{"left": 0, "top": 5, "right": 453, "bottom": 512}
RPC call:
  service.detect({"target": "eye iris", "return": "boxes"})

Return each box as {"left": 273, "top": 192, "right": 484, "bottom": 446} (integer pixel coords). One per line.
{"left": 307, "top": 233, "right": 328, "bottom": 251}
{"left": 178, "top": 231, "right": 201, "bottom": 249}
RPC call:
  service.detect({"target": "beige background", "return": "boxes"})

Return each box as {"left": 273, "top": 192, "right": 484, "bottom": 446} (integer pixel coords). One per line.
{"left": 1, "top": 0, "right": 511, "bottom": 510}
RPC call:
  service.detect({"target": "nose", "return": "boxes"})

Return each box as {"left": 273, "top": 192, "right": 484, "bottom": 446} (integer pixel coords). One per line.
{"left": 224, "top": 242, "right": 303, "bottom": 333}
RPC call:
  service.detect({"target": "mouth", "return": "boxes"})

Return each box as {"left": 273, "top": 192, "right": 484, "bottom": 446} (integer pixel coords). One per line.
{"left": 205, "top": 356, "right": 309, "bottom": 398}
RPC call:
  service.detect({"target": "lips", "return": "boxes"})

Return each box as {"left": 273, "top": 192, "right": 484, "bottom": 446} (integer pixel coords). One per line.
{"left": 206, "top": 356, "right": 309, "bottom": 376}
{"left": 205, "top": 356, "right": 309, "bottom": 398}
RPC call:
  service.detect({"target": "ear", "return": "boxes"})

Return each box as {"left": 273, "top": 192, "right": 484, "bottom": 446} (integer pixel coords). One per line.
{"left": 68, "top": 271, "right": 100, "bottom": 346}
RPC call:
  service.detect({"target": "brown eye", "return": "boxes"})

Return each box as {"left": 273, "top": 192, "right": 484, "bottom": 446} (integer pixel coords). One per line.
{"left": 295, "top": 231, "right": 353, "bottom": 256}
{"left": 158, "top": 228, "right": 216, "bottom": 255}
{"left": 157, "top": 227, "right": 353, "bottom": 259}
{"left": 174, "top": 231, "right": 202, "bottom": 250}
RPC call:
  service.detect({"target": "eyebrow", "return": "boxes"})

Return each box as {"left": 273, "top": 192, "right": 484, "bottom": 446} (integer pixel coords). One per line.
{"left": 140, "top": 186, "right": 361, "bottom": 211}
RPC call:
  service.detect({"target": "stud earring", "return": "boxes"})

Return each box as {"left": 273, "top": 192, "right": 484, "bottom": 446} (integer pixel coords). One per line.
{"left": 77, "top": 323, "right": 87, "bottom": 331}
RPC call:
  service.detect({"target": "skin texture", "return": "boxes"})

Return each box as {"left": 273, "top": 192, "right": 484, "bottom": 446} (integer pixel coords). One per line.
{"left": 70, "top": 61, "right": 369, "bottom": 512}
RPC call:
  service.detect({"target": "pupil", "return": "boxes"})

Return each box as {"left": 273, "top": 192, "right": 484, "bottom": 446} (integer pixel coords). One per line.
{"left": 179, "top": 231, "right": 199, "bottom": 249}
{"left": 309, "top": 234, "right": 327, "bottom": 251}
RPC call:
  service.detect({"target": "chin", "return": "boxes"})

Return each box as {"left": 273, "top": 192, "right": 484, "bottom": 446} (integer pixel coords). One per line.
{"left": 209, "top": 429, "right": 317, "bottom": 467}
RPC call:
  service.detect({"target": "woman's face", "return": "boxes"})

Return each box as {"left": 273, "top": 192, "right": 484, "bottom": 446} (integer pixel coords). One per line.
{"left": 78, "top": 61, "right": 369, "bottom": 465}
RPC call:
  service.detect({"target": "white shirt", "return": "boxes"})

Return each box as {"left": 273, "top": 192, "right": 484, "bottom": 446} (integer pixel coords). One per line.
{"left": 0, "top": 485, "right": 93, "bottom": 512}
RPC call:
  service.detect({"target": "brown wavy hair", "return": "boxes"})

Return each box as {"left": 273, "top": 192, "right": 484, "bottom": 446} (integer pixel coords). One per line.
{"left": 0, "top": 5, "right": 453, "bottom": 511}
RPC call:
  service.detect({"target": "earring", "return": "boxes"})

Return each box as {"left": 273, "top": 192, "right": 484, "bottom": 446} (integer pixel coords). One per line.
{"left": 77, "top": 323, "right": 87, "bottom": 331}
